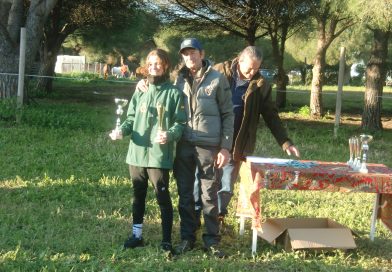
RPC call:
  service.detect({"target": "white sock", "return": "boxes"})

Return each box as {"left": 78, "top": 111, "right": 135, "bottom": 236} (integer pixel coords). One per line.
{"left": 133, "top": 224, "right": 143, "bottom": 238}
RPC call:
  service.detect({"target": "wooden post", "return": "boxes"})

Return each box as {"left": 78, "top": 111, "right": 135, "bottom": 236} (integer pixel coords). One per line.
{"left": 16, "top": 27, "right": 26, "bottom": 123}
{"left": 334, "top": 47, "right": 346, "bottom": 138}
{"left": 17, "top": 27, "right": 26, "bottom": 109}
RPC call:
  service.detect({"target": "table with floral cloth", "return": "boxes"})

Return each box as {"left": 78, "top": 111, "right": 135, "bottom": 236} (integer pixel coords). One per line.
{"left": 236, "top": 157, "right": 392, "bottom": 251}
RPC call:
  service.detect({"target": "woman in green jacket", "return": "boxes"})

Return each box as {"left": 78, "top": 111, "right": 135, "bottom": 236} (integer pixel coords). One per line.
{"left": 110, "top": 49, "right": 186, "bottom": 253}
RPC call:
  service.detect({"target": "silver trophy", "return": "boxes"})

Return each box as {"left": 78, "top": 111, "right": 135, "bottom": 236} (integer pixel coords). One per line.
{"left": 347, "top": 137, "right": 354, "bottom": 167}
{"left": 359, "top": 134, "right": 373, "bottom": 173}
{"left": 352, "top": 137, "right": 362, "bottom": 171}
{"left": 114, "top": 98, "right": 128, "bottom": 131}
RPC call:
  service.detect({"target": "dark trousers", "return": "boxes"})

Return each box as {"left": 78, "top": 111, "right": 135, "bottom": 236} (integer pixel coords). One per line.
{"left": 173, "top": 140, "right": 221, "bottom": 247}
{"left": 194, "top": 159, "right": 242, "bottom": 216}
{"left": 129, "top": 165, "right": 173, "bottom": 243}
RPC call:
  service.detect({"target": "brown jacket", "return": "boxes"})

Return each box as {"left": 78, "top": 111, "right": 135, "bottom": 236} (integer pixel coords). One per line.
{"left": 214, "top": 58, "right": 293, "bottom": 161}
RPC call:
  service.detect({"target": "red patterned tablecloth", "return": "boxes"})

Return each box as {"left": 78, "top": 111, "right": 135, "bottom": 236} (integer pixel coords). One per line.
{"left": 236, "top": 159, "right": 392, "bottom": 232}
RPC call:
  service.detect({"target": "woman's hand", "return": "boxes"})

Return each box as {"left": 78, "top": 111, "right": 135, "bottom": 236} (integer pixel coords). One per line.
{"left": 109, "top": 129, "right": 123, "bottom": 140}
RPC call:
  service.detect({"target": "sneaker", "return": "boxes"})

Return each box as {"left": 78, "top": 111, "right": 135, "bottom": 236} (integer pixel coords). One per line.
{"left": 205, "top": 244, "right": 226, "bottom": 258}
{"left": 174, "top": 240, "right": 194, "bottom": 255}
{"left": 123, "top": 235, "right": 144, "bottom": 249}
{"left": 161, "top": 242, "right": 174, "bottom": 252}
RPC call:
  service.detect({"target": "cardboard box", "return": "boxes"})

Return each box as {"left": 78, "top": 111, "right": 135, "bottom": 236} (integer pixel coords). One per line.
{"left": 257, "top": 218, "right": 356, "bottom": 251}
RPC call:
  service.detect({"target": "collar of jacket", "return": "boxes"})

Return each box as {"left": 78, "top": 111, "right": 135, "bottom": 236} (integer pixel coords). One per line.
{"left": 147, "top": 80, "right": 171, "bottom": 92}
{"left": 147, "top": 74, "right": 169, "bottom": 85}
{"left": 178, "top": 59, "right": 212, "bottom": 84}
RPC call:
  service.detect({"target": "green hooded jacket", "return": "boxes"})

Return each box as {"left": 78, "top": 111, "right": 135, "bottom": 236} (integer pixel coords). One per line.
{"left": 120, "top": 80, "right": 186, "bottom": 169}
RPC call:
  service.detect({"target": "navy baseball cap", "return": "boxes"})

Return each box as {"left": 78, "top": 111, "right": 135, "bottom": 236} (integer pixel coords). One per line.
{"left": 179, "top": 38, "right": 203, "bottom": 54}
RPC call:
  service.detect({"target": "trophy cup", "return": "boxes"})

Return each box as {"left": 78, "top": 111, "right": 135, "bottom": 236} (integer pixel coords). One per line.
{"left": 347, "top": 137, "right": 354, "bottom": 167}
{"left": 352, "top": 137, "right": 362, "bottom": 171}
{"left": 155, "top": 103, "right": 165, "bottom": 143}
{"left": 114, "top": 98, "right": 128, "bottom": 131}
{"left": 359, "top": 134, "right": 373, "bottom": 173}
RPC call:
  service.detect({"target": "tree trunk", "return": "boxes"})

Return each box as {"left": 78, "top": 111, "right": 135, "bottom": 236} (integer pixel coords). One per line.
{"left": 270, "top": 23, "right": 288, "bottom": 109}
{"left": 0, "top": 0, "right": 58, "bottom": 101}
{"left": 36, "top": 51, "right": 57, "bottom": 93}
{"left": 36, "top": 37, "right": 64, "bottom": 94}
{"left": 0, "top": 2, "right": 11, "bottom": 27}
{"left": 0, "top": 73, "right": 18, "bottom": 99}
{"left": 275, "top": 65, "right": 287, "bottom": 108}
{"left": 310, "top": 45, "right": 326, "bottom": 118}
{"left": 362, "top": 29, "right": 389, "bottom": 131}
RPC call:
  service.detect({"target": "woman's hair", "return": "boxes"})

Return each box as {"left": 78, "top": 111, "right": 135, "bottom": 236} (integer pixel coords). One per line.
{"left": 144, "top": 49, "right": 171, "bottom": 75}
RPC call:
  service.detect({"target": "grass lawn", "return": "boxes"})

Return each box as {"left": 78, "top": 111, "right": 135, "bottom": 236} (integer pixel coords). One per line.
{"left": 0, "top": 79, "right": 391, "bottom": 271}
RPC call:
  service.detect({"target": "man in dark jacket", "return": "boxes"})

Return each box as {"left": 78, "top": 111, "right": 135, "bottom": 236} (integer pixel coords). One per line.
{"left": 210, "top": 46, "right": 300, "bottom": 224}
{"left": 173, "top": 38, "right": 234, "bottom": 258}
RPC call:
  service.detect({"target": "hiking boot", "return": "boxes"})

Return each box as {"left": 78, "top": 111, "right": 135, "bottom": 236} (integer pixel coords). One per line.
{"left": 123, "top": 235, "right": 144, "bottom": 249}
{"left": 195, "top": 209, "right": 202, "bottom": 230}
{"left": 218, "top": 215, "right": 226, "bottom": 234}
{"left": 160, "top": 242, "right": 174, "bottom": 258}
{"left": 205, "top": 244, "right": 226, "bottom": 258}
{"left": 174, "top": 240, "right": 194, "bottom": 255}
{"left": 161, "top": 242, "right": 173, "bottom": 251}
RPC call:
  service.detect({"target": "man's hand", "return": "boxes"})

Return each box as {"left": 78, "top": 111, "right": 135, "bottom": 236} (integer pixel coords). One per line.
{"left": 286, "top": 145, "right": 300, "bottom": 157}
{"left": 109, "top": 129, "right": 123, "bottom": 140}
{"left": 215, "top": 148, "right": 230, "bottom": 168}
{"left": 136, "top": 79, "right": 148, "bottom": 93}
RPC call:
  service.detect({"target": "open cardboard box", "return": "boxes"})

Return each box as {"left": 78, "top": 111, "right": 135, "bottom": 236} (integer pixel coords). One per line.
{"left": 257, "top": 218, "right": 356, "bottom": 251}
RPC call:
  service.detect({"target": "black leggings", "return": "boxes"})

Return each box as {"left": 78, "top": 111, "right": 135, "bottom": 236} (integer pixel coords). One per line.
{"left": 129, "top": 165, "right": 173, "bottom": 243}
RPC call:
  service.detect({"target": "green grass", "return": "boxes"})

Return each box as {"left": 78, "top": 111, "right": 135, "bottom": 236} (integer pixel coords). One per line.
{"left": 1, "top": 80, "right": 391, "bottom": 271}
{"left": 283, "top": 85, "right": 392, "bottom": 116}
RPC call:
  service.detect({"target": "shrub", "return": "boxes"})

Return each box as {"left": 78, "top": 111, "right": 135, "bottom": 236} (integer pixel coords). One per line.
{"left": 298, "top": 105, "right": 310, "bottom": 117}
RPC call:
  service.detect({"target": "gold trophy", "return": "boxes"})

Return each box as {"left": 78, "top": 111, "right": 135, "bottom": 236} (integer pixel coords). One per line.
{"left": 155, "top": 103, "right": 165, "bottom": 143}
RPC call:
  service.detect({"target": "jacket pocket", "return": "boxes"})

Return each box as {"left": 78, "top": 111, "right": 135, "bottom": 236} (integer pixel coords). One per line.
{"left": 196, "top": 115, "right": 220, "bottom": 139}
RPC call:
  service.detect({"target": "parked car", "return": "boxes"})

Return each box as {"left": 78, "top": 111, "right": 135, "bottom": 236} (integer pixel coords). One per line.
{"left": 259, "top": 69, "right": 276, "bottom": 83}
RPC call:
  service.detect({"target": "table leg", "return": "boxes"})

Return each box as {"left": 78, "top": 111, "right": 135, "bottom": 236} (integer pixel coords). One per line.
{"left": 252, "top": 228, "right": 258, "bottom": 255}
{"left": 239, "top": 216, "right": 245, "bottom": 235}
{"left": 370, "top": 193, "right": 380, "bottom": 241}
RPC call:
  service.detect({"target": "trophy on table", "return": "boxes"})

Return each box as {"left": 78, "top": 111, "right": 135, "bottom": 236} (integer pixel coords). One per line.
{"left": 359, "top": 134, "right": 373, "bottom": 173}
{"left": 114, "top": 98, "right": 128, "bottom": 131}
{"left": 353, "top": 137, "right": 362, "bottom": 171}
{"left": 347, "top": 137, "right": 355, "bottom": 167}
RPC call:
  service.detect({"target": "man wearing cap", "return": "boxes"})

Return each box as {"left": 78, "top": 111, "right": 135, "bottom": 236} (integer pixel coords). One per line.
{"left": 173, "top": 38, "right": 234, "bottom": 258}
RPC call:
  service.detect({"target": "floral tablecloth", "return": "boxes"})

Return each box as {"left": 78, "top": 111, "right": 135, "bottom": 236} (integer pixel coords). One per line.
{"left": 236, "top": 158, "right": 392, "bottom": 232}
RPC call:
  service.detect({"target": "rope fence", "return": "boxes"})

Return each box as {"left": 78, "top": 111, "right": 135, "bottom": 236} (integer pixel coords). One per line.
{"left": 0, "top": 71, "right": 138, "bottom": 85}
